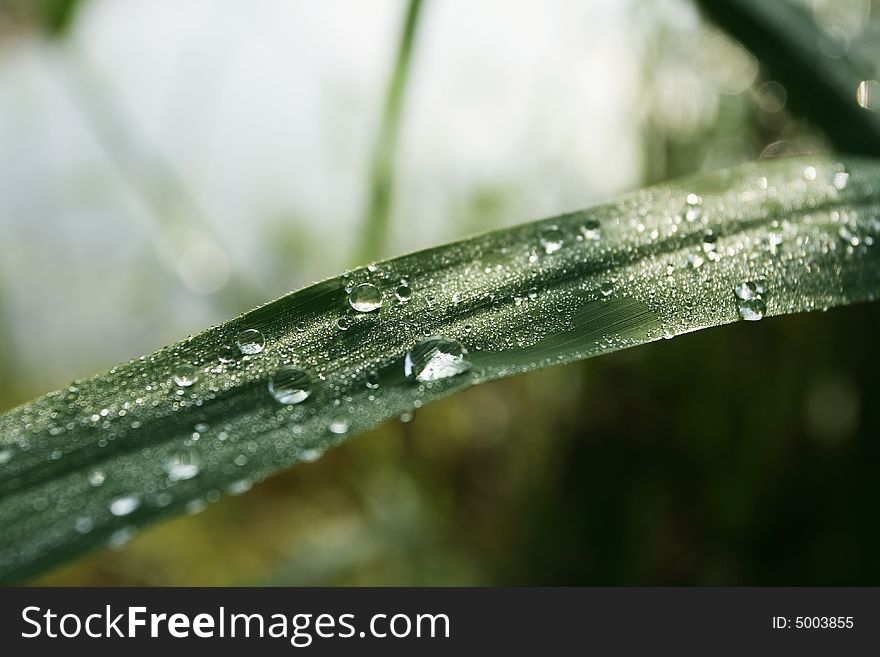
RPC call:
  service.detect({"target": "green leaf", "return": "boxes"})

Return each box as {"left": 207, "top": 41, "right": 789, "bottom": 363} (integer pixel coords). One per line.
{"left": 1, "top": 156, "right": 879, "bottom": 583}
{"left": 695, "top": 0, "right": 880, "bottom": 156}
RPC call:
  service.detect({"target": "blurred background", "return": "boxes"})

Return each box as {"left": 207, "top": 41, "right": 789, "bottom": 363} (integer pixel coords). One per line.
{"left": 2, "top": 0, "right": 879, "bottom": 584}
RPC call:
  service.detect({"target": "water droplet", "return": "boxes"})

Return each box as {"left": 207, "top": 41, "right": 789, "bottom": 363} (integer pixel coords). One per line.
{"left": 702, "top": 232, "right": 718, "bottom": 255}
{"left": 268, "top": 366, "right": 312, "bottom": 404}
{"left": 300, "top": 448, "right": 324, "bottom": 462}
{"left": 194, "top": 422, "right": 209, "bottom": 433}
{"left": 803, "top": 165, "right": 817, "bottom": 181}
{"left": 857, "top": 80, "right": 880, "bottom": 110}
{"left": 832, "top": 171, "right": 850, "bottom": 190}
{"left": 329, "top": 414, "right": 350, "bottom": 435}
{"left": 734, "top": 281, "right": 758, "bottom": 301}
{"left": 365, "top": 370, "right": 380, "bottom": 389}
{"left": 0, "top": 448, "right": 12, "bottom": 465}
{"left": 839, "top": 226, "right": 860, "bottom": 247}
{"left": 399, "top": 411, "right": 414, "bottom": 423}
{"left": 685, "top": 194, "right": 703, "bottom": 221}
{"left": 88, "top": 469, "right": 106, "bottom": 486}
{"left": 236, "top": 328, "right": 265, "bottom": 355}
{"left": 217, "top": 344, "right": 238, "bottom": 364}
{"left": 109, "top": 495, "right": 141, "bottom": 517}
{"left": 737, "top": 298, "right": 766, "bottom": 321}
{"left": 172, "top": 366, "right": 198, "bottom": 388}
{"left": 687, "top": 253, "right": 705, "bottom": 269}
{"left": 109, "top": 527, "right": 136, "bottom": 548}
{"left": 527, "top": 287, "right": 539, "bottom": 300}
{"left": 349, "top": 283, "right": 382, "bottom": 312}
{"left": 228, "top": 479, "right": 253, "bottom": 495}
{"left": 163, "top": 449, "right": 201, "bottom": 481}
{"left": 580, "top": 220, "right": 601, "bottom": 241}
{"left": 395, "top": 285, "right": 412, "bottom": 302}
{"left": 404, "top": 336, "right": 470, "bottom": 382}
{"left": 539, "top": 225, "right": 564, "bottom": 254}
{"left": 74, "top": 517, "right": 94, "bottom": 534}
{"left": 185, "top": 499, "right": 207, "bottom": 515}
{"left": 336, "top": 317, "right": 351, "bottom": 331}
{"left": 599, "top": 282, "right": 614, "bottom": 298}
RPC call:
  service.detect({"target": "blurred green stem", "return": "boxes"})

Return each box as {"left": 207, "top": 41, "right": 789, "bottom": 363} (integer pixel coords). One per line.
{"left": 355, "top": 0, "right": 425, "bottom": 264}
{"left": 695, "top": 0, "right": 880, "bottom": 156}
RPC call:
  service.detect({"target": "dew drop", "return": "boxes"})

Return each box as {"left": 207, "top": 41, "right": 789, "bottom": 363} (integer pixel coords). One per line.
{"left": 599, "top": 282, "right": 614, "bottom": 298}
{"left": 580, "top": 220, "right": 601, "bottom": 241}
{"left": 217, "top": 344, "right": 238, "bottom": 364}
{"left": 702, "top": 232, "right": 718, "bottom": 255}
{"left": 737, "top": 298, "right": 766, "bottom": 321}
{"left": 172, "top": 366, "right": 198, "bottom": 388}
{"left": 236, "top": 328, "right": 265, "bottom": 355}
{"left": 857, "top": 80, "right": 879, "bottom": 109}
{"left": 734, "top": 281, "right": 758, "bottom": 301}
{"left": 108, "top": 527, "right": 136, "bottom": 548}
{"left": 74, "top": 517, "right": 94, "bottom": 534}
{"left": 88, "top": 469, "right": 106, "bottom": 487}
{"left": 539, "top": 225, "right": 564, "bottom": 254}
{"left": 109, "top": 495, "right": 141, "bottom": 517}
{"left": 349, "top": 283, "right": 382, "bottom": 312}
{"left": 228, "top": 479, "right": 253, "bottom": 495}
{"left": 832, "top": 171, "right": 850, "bottom": 190}
{"left": 803, "top": 165, "right": 817, "bottom": 181}
{"left": 300, "top": 448, "right": 324, "bottom": 462}
{"left": 329, "top": 414, "right": 351, "bottom": 435}
{"left": 0, "top": 448, "right": 12, "bottom": 465}
{"left": 395, "top": 285, "right": 412, "bottom": 302}
{"left": 365, "top": 370, "right": 380, "bottom": 389}
{"left": 163, "top": 449, "right": 202, "bottom": 481}
{"left": 685, "top": 193, "right": 703, "bottom": 222}
{"left": 404, "top": 336, "right": 471, "bottom": 382}
{"left": 687, "top": 253, "right": 705, "bottom": 269}
{"left": 268, "top": 366, "right": 312, "bottom": 404}
{"left": 336, "top": 317, "right": 351, "bottom": 331}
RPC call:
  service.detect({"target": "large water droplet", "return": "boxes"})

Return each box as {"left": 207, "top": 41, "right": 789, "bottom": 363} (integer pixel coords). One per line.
{"left": 734, "top": 281, "right": 758, "bottom": 301}
{"left": 599, "top": 282, "right": 614, "bottom": 298}
{"left": 349, "top": 283, "right": 382, "bottom": 312}
{"left": 539, "top": 226, "right": 564, "bottom": 254}
{"left": 172, "top": 366, "right": 198, "bottom": 388}
{"left": 109, "top": 495, "right": 141, "bottom": 517}
{"left": 404, "top": 336, "right": 471, "bottom": 382}
{"left": 737, "top": 298, "right": 766, "bottom": 321}
{"left": 395, "top": 285, "right": 412, "bottom": 302}
{"left": 236, "top": 328, "right": 265, "bottom": 355}
{"left": 268, "top": 366, "right": 312, "bottom": 404}
{"left": 163, "top": 449, "right": 202, "bottom": 481}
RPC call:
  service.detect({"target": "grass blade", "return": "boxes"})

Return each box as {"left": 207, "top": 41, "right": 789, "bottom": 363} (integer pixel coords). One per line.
{"left": 1, "top": 156, "right": 879, "bottom": 582}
